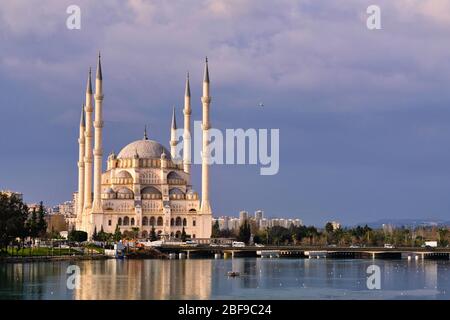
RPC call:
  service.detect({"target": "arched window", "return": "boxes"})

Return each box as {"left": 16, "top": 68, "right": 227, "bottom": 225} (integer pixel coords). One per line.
{"left": 176, "top": 217, "right": 182, "bottom": 226}
{"left": 141, "top": 231, "right": 148, "bottom": 239}
{"left": 175, "top": 231, "right": 181, "bottom": 238}
{"left": 131, "top": 218, "right": 135, "bottom": 226}
{"left": 170, "top": 218, "right": 174, "bottom": 226}
{"left": 150, "top": 217, "right": 155, "bottom": 226}
{"left": 142, "top": 217, "right": 148, "bottom": 226}
{"left": 123, "top": 216, "right": 130, "bottom": 226}
{"left": 118, "top": 217, "right": 122, "bottom": 226}
{"left": 157, "top": 217, "right": 163, "bottom": 226}
{"left": 170, "top": 232, "right": 174, "bottom": 238}
{"left": 192, "top": 219, "right": 196, "bottom": 227}
{"left": 183, "top": 218, "right": 187, "bottom": 226}
{"left": 189, "top": 208, "right": 197, "bottom": 213}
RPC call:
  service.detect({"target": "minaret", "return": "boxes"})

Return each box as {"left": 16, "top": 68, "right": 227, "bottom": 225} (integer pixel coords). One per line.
{"left": 92, "top": 52, "right": 104, "bottom": 211}
{"left": 183, "top": 72, "right": 192, "bottom": 180}
{"left": 83, "top": 68, "right": 93, "bottom": 211}
{"left": 200, "top": 57, "right": 212, "bottom": 214}
{"left": 77, "top": 103, "right": 86, "bottom": 221}
{"left": 170, "top": 106, "right": 177, "bottom": 159}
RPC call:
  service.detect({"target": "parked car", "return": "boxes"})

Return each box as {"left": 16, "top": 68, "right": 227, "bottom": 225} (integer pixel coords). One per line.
{"left": 384, "top": 244, "right": 395, "bottom": 249}
{"left": 255, "top": 243, "right": 265, "bottom": 247}
{"left": 424, "top": 241, "right": 438, "bottom": 248}
{"left": 349, "top": 244, "right": 360, "bottom": 248}
{"left": 232, "top": 241, "right": 245, "bottom": 248}
{"left": 185, "top": 240, "right": 198, "bottom": 247}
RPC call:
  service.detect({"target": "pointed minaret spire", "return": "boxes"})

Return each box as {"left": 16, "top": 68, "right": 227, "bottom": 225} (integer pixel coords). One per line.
{"left": 96, "top": 51, "right": 103, "bottom": 80}
{"left": 92, "top": 51, "right": 104, "bottom": 214}
{"left": 183, "top": 71, "right": 192, "bottom": 180}
{"left": 83, "top": 67, "right": 94, "bottom": 212}
{"left": 203, "top": 57, "right": 209, "bottom": 83}
{"left": 86, "top": 68, "right": 92, "bottom": 94}
{"left": 77, "top": 102, "right": 86, "bottom": 223}
{"left": 185, "top": 72, "right": 191, "bottom": 97}
{"left": 80, "top": 103, "right": 86, "bottom": 127}
{"left": 170, "top": 107, "right": 178, "bottom": 159}
{"left": 200, "top": 56, "right": 212, "bottom": 216}
{"left": 144, "top": 125, "right": 148, "bottom": 140}
{"left": 171, "top": 106, "right": 177, "bottom": 130}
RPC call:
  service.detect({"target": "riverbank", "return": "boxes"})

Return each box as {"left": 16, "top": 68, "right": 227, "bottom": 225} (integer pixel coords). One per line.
{"left": 0, "top": 254, "right": 110, "bottom": 263}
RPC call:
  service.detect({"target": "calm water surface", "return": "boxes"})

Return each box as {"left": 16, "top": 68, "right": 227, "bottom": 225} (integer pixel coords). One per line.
{"left": 0, "top": 258, "right": 449, "bottom": 299}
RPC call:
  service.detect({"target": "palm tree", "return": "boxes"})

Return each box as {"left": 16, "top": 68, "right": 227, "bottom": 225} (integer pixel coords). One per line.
{"left": 438, "top": 228, "right": 449, "bottom": 246}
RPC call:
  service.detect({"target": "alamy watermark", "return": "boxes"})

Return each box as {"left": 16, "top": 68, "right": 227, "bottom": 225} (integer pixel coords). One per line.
{"left": 66, "top": 5, "right": 81, "bottom": 30}
{"left": 366, "top": 5, "right": 381, "bottom": 30}
{"left": 66, "top": 265, "right": 81, "bottom": 290}
{"left": 172, "top": 121, "right": 279, "bottom": 176}
{"left": 366, "top": 264, "right": 381, "bottom": 290}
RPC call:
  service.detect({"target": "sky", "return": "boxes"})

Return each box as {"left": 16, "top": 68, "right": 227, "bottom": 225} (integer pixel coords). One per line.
{"left": 1, "top": 0, "right": 450, "bottom": 226}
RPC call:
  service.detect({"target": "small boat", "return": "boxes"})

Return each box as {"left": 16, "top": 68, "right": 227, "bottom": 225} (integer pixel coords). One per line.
{"left": 227, "top": 271, "right": 240, "bottom": 277}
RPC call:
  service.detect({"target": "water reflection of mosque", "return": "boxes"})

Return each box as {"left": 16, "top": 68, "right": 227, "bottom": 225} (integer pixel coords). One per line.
{"left": 74, "top": 260, "right": 213, "bottom": 300}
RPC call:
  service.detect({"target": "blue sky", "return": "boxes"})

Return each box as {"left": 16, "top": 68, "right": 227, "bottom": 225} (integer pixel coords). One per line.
{"left": 1, "top": 0, "right": 450, "bottom": 226}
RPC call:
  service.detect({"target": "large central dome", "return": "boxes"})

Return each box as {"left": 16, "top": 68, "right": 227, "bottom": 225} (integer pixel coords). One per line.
{"left": 117, "top": 139, "right": 171, "bottom": 159}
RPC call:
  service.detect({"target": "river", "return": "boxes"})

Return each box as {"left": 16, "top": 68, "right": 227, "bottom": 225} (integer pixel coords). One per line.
{"left": 0, "top": 258, "right": 449, "bottom": 299}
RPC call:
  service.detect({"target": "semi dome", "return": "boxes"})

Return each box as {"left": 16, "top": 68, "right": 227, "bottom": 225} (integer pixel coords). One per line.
{"left": 141, "top": 186, "right": 162, "bottom": 195}
{"left": 116, "top": 170, "right": 132, "bottom": 178}
{"left": 117, "top": 139, "right": 171, "bottom": 160}
{"left": 117, "top": 187, "right": 133, "bottom": 195}
{"left": 104, "top": 187, "right": 115, "bottom": 194}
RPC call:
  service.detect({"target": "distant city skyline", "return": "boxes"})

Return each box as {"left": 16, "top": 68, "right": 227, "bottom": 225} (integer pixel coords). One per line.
{"left": 2, "top": 1, "right": 450, "bottom": 225}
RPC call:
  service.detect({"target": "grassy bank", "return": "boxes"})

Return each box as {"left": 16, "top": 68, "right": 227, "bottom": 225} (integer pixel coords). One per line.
{"left": 4, "top": 247, "right": 82, "bottom": 257}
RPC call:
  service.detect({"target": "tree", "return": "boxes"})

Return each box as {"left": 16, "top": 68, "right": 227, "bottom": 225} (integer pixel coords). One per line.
{"left": 181, "top": 227, "right": 187, "bottom": 241}
{"left": 237, "top": 220, "right": 251, "bottom": 244}
{"left": 325, "top": 222, "right": 334, "bottom": 234}
{"left": 131, "top": 227, "right": 139, "bottom": 239}
{"left": 306, "top": 226, "right": 319, "bottom": 245}
{"left": 68, "top": 230, "right": 88, "bottom": 242}
{"left": 27, "top": 208, "right": 39, "bottom": 245}
{"left": 211, "top": 220, "right": 220, "bottom": 238}
{"left": 149, "top": 226, "right": 157, "bottom": 241}
{"left": 438, "top": 228, "right": 449, "bottom": 247}
{"left": 36, "top": 201, "right": 47, "bottom": 238}
{"left": 97, "top": 225, "right": 111, "bottom": 242}
{"left": 92, "top": 226, "right": 98, "bottom": 241}
{"left": 113, "top": 224, "right": 122, "bottom": 242}
{"left": 0, "top": 193, "right": 29, "bottom": 252}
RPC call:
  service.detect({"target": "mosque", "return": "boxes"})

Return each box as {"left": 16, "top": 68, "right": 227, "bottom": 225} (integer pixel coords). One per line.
{"left": 74, "top": 54, "right": 213, "bottom": 240}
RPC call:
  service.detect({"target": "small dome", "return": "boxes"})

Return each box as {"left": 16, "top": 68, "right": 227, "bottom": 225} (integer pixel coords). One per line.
{"left": 116, "top": 170, "right": 132, "bottom": 178}
{"left": 117, "top": 187, "right": 133, "bottom": 195}
{"left": 117, "top": 139, "right": 171, "bottom": 160}
{"left": 167, "top": 171, "right": 183, "bottom": 180}
{"left": 169, "top": 188, "right": 184, "bottom": 195}
{"left": 141, "top": 186, "right": 161, "bottom": 194}
{"left": 104, "top": 188, "right": 115, "bottom": 194}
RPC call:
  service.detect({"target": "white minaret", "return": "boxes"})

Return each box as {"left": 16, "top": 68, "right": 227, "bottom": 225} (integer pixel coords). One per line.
{"left": 83, "top": 68, "right": 93, "bottom": 210}
{"left": 200, "top": 57, "right": 212, "bottom": 214}
{"left": 170, "top": 106, "right": 177, "bottom": 159}
{"left": 183, "top": 72, "right": 192, "bottom": 181}
{"left": 77, "top": 103, "right": 85, "bottom": 221}
{"left": 92, "top": 52, "right": 104, "bottom": 212}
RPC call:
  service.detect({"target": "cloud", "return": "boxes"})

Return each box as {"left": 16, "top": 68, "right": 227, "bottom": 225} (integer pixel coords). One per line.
{"left": 1, "top": 1, "right": 450, "bottom": 223}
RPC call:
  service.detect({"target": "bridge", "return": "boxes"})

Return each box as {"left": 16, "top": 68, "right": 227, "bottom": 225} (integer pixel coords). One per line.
{"left": 157, "top": 245, "right": 450, "bottom": 260}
